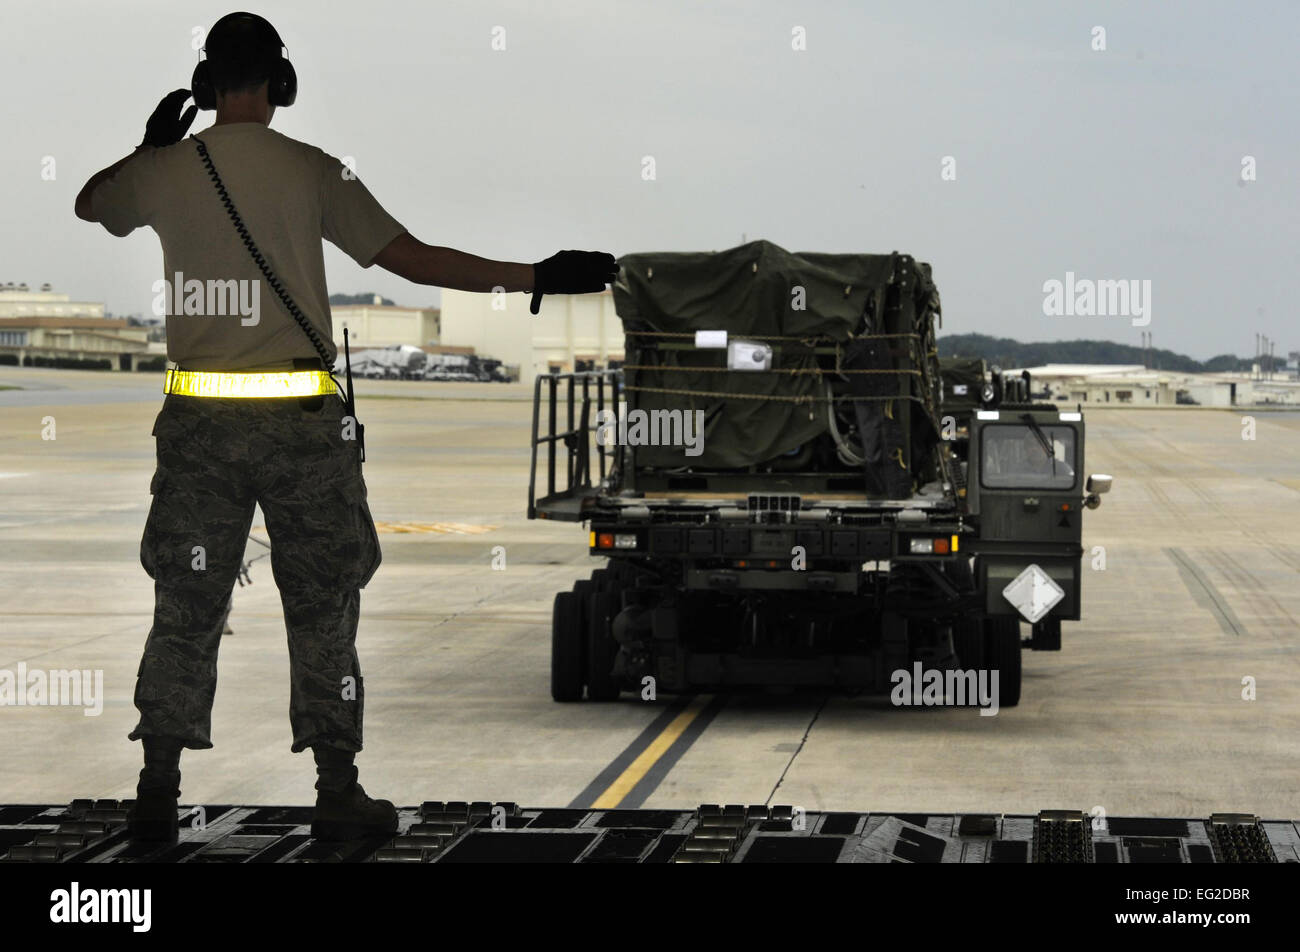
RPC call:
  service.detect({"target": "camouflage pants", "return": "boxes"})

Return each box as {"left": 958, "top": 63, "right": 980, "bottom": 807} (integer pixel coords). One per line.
{"left": 129, "top": 392, "right": 381, "bottom": 753}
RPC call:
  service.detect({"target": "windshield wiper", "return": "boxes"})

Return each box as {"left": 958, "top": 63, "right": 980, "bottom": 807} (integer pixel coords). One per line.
{"left": 1020, "top": 413, "right": 1057, "bottom": 473}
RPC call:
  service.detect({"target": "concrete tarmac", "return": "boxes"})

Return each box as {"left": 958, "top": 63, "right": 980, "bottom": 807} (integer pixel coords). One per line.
{"left": 2, "top": 366, "right": 1298, "bottom": 818}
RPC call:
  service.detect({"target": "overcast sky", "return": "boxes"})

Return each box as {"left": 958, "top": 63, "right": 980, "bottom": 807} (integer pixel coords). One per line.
{"left": 3, "top": 0, "right": 1295, "bottom": 359}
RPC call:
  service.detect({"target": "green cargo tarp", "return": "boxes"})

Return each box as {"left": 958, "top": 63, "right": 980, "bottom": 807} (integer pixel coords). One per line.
{"left": 612, "top": 240, "right": 939, "bottom": 471}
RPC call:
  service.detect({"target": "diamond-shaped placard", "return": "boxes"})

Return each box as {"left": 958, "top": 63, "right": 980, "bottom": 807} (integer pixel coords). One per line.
{"left": 1001, "top": 564, "right": 1064, "bottom": 623}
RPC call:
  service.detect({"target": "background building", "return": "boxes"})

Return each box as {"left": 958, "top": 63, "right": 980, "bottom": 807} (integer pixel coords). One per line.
{"left": 1015, "top": 363, "right": 1300, "bottom": 407}
{"left": 329, "top": 296, "right": 440, "bottom": 349}
{"left": 0, "top": 286, "right": 155, "bottom": 369}
{"left": 0, "top": 285, "right": 104, "bottom": 319}
{"left": 439, "top": 288, "right": 623, "bottom": 385}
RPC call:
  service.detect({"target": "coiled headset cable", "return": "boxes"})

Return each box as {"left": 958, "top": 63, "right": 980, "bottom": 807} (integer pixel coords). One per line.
{"left": 191, "top": 135, "right": 364, "bottom": 458}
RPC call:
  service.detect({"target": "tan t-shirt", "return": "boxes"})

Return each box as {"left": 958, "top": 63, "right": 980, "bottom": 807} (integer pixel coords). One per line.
{"left": 92, "top": 122, "right": 406, "bottom": 370}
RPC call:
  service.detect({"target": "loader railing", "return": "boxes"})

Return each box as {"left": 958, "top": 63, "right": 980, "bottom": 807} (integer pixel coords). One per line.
{"left": 528, "top": 369, "right": 624, "bottom": 521}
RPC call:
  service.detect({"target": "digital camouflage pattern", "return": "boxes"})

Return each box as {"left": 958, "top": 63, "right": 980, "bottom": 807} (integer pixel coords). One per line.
{"left": 129, "top": 392, "right": 381, "bottom": 753}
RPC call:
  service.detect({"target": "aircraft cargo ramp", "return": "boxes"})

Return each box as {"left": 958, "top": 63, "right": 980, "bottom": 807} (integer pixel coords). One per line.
{"left": 0, "top": 800, "right": 1293, "bottom": 863}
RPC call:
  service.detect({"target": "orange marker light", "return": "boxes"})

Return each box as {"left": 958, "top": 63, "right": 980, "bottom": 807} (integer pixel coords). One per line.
{"left": 597, "top": 533, "right": 615, "bottom": 549}
{"left": 933, "top": 538, "right": 950, "bottom": 554}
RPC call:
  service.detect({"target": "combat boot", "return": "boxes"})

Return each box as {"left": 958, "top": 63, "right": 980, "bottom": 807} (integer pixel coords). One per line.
{"left": 127, "top": 736, "right": 184, "bottom": 843}
{"left": 310, "top": 746, "right": 398, "bottom": 841}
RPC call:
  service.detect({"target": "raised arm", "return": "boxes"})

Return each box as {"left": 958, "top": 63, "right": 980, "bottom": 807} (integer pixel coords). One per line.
{"left": 76, "top": 90, "right": 198, "bottom": 224}
{"left": 75, "top": 147, "right": 152, "bottom": 222}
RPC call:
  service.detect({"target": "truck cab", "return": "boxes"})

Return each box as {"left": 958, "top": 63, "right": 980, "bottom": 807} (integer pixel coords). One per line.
{"left": 942, "top": 364, "right": 1110, "bottom": 646}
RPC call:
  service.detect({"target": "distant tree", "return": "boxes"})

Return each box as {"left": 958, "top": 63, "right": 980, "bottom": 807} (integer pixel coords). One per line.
{"left": 1203, "top": 354, "right": 1249, "bottom": 373}
{"left": 938, "top": 334, "right": 1250, "bottom": 374}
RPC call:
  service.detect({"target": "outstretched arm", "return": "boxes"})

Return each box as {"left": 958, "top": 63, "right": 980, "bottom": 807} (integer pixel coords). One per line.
{"left": 373, "top": 234, "right": 618, "bottom": 314}
{"left": 372, "top": 232, "right": 534, "bottom": 292}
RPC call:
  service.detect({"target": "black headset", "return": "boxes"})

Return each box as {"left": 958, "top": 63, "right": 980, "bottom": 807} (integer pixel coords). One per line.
{"left": 191, "top": 12, "right": 297, "bottom": 110}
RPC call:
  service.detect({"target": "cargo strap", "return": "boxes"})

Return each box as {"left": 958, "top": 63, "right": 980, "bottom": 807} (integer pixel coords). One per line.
{"left": 163, "top": 368, "right": 339, "bottom": 399}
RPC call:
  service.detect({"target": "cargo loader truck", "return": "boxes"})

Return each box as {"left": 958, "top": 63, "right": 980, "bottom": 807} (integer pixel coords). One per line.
{"left": 527, "top": 241, "right": 1111, "bottom": 705}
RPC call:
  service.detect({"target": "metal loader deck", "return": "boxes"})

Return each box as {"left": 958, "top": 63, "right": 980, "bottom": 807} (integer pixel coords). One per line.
{"left": 1, "top": 800, "right": 1292, "bottom": 863}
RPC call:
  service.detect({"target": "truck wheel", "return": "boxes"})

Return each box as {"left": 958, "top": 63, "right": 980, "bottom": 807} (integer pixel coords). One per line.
{"left": 983, "top": 617, "right": 1021, "bottom": 707}
{"left": 952, "top": 618, "right": 984, "bottom": 670}
{"left": 573, "top": 579, "right": 596, "bottom": 632}
{"left": 586, "top": 590, "right": 622, "bottom": 701}
{"left": 942, "top": 557, "right": 974, "bottom": 589}
{"left": 944, "top": 560, "right": 980, "bottom": 670}
{"left": 551, "top": 591, "right": 585, "bottom": 702}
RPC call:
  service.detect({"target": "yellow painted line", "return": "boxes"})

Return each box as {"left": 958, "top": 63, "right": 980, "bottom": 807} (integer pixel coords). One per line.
{"left": 371, "top": 521, "right": 499, "bottom": 535}
{"left": 590, "top": 695, "right": 712, "bottom": 809}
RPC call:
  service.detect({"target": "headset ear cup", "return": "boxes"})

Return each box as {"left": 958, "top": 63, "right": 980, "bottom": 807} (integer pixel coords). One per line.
{"left": 191, "top": 61, "right": 216, "bottom": 110}
{"left": 271, "top": 58, "right": 297, "bottom": 107}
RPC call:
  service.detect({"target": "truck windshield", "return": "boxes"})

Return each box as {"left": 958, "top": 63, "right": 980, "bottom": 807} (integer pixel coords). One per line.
{"left": 980, "top": 424, "right": 1077, "bottom": 490}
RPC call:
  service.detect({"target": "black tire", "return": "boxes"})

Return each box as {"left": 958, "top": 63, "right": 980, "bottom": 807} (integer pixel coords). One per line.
{"left": 943, "top": 558, "right": 979, "bottom": 666}
{"left": 573, "top": 579, "right": 596, "bottom": 632}
{"left": 586, "top": 590, "right": 622, "bottom": 701}
{"left": 983, "top": 616, "right": 1021, "bottom": 707}
{"left": 942, "top": 557, "right": 974, "bottom": 589}
{"left": 952, "top": 617, "right": 984, "bottom": 671}
{"left": 551, "top": 591, "right": 585, "bottom": 702}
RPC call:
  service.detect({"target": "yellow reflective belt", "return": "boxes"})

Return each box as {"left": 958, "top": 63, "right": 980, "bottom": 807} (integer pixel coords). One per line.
{"left": 164, "top": 368, "right": 338, "bottom": 399}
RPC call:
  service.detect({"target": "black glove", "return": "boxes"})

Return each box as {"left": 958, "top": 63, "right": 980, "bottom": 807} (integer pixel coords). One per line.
{"left": 140, "top": 89, "right": 199, "bottom": 148}
{"left": 530, "top": 250, "right": 619, "bottom": 314}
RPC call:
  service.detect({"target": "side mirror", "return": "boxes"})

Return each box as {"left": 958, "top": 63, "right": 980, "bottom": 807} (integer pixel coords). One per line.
{"left": 1086, "top": 474, "right": 1113, "bottom": 495}
{"left": 981, "top": 366, "right": 1002, "bottom": 408}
